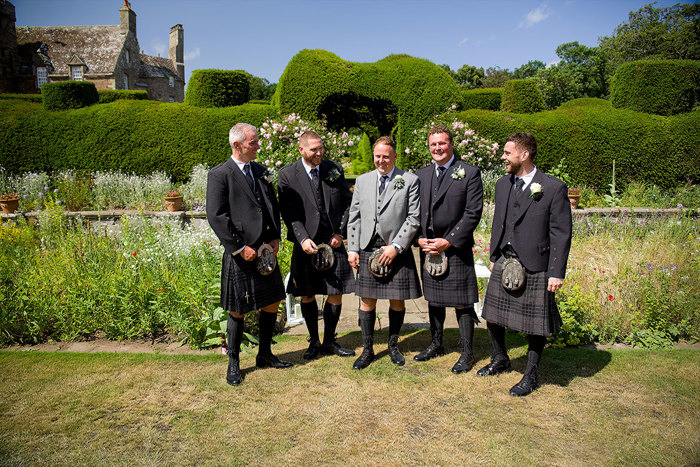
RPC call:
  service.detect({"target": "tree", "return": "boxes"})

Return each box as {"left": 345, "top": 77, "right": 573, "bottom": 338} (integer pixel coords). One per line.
{"left": 455, "top": 64, "right": 484, "bottom": 89}
{"left": 439, "top": 64, "right": 457, "bottom": 81}
{"left": 554, "top": 41, "right": 610, "bottom": 99}
{"left": 513, "top": 60, "right": 546, "bottom": 79}
{"left": 599, "top": 3, "right": 700, "bottom": 67}
{"left": 246, "top": 74, "right": 277, "bottom": 101}
{"left": 481, "top": 66, "right": 511, "bottom": 88}
{"left": 534, "top": 67, "right": 580, "bottom": 109}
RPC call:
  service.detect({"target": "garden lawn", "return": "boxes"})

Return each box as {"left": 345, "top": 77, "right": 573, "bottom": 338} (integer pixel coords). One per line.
{"left": 1, "top": 331, "right": 699, "bottom": 466}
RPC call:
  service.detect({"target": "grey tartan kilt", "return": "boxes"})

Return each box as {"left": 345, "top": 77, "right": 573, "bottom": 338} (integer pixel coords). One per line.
{"left": 286, "top": 241, "right": 355, "bottom": 297}
{"left": 481, "top": 256, "right": 561, "bottom": 336}
{"left": 355, "top": 236, "right": 422, "bottom": 300}
{"left": 420, "top": 248, "right": 479, "bottom": 307}
{"left": 220, "top": 251, "right": 285, "bottom": 315}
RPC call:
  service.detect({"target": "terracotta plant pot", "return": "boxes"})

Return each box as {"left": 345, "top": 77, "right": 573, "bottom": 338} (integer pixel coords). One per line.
{"left": 0, "top": 198, "right": 19, "bottom": 214}
{"left": 164, "top": 195, "right": 183, "bottom": 212}
{"left": 567, "top": 190, "right": 581, "bottom": 209}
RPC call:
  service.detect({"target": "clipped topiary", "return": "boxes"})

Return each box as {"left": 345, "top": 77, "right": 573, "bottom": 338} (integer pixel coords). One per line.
{"left": 610, "top": 60, "right": 700, "bottom": 116}
{"left": 184, "top": 69, "right": 250, "bottom": 108}
{"left": 461, "top": 88, "right": 502, "bottom": 110}
{"left": 351, "top": 133, "right": 373, "bottom": 175}
{"left": 501, "top": 79, "right": 545, "bottom": 113}
{"left": 0, "top": 93, "right": 42, "bottom": 103}
{"left": 98, "top": 89, "right": 149, "bottom": 104}
{"left": 41, "top": 81, "right": 99, "bottom": 110}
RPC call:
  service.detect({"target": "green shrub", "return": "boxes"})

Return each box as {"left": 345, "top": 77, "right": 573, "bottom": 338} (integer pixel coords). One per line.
{"left": 184, "top": 69, "right": 250, "bottom": 108}
{"left": 610, "top": 60, "right": 700, "bottom": 115}
{"left": 351, "top": 133, "right": 373, "bottom": 175}
{"left": 549, "top": 286, "right": 598, "bottom": 348}
{"left": 248, "top": 99, "right": 270, "bottom": 105}
{"left": 0, "top": 93, "right": 42, "bottom": 102}
{"left": 461, "top": 88, "right": 502, "bottom": 110}
{"left": 41, "top": 80, "right": 99, "bottom": 110}
{"left": 98, "top": 89, "right": 149, "bottom": 104}
{"left": 501, "top": 79, "right": 545, "bottom": 113}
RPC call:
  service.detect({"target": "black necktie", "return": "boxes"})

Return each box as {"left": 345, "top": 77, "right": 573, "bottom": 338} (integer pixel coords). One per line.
{"left": 514, "top": 177, "right": 525, "bottom": 200}
{"left": 243, "top": 164, "right": 255, "bottom": 191}
{"left": 379, "top": 175, "right": 389, "bottom": 194}
{"left": 310, "top": 167, "right": 319, "bottom": 191}
{"left": 437, "top": 166, "right": 447, "bottom": 178}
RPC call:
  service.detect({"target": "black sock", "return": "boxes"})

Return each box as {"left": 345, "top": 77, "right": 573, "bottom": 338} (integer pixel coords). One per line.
{"left": 486, "top": 321, "right": 508, "bottom": 360}
{"left": 322, "top": 302, "right": 342, "bottom": 345}
{"left": 455, "top": 306, "right": 475, "bottom": 354}
{"left": 227, "top": 314, "right": 244, "bottom": 358}
{"left": 358, "top": 309, "right": 376, "bottom": 348}
{"left": 388, "top": 308, "right": 405, "bottom": 337}
{"left": 300, "top": 300, "right": 320, "bottom": 343}
{"left": 428, "top": 305, "right": 446, "bottom": 336}
{"left": 525, "top": 334, "right": 546, "bottom": 376}
{"left": 258, "top": 311, "right": 277, "bottom": 356}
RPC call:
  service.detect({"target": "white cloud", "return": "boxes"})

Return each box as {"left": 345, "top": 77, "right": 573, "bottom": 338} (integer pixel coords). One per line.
{"left": 458, "top": 37, "right": 468, "bottom": 46}
{"left": 546, "top": 59, "right": 560, "bottom": 68}
{"left": 519, "top": 4, "right": 552, "bottom": 28}
{"left": 151, "top": 38, "right": 166, "bottom": 56}
{"left": 184, "top": 47, "right": 200, "bottom": 60}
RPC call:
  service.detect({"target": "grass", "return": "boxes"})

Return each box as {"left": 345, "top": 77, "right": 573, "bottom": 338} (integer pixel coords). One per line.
{"left": 1, "top": 331, "right": 699, "bottom": 466}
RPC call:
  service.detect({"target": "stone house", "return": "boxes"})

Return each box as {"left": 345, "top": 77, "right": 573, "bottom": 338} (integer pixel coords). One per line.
{"left": 0, "top": 0, "right": 185, "bottom": 102}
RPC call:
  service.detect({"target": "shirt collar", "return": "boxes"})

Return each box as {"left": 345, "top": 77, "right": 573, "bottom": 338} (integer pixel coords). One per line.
{"left": 434, "top": 155, "right": 455, "bottom": 176}
{"left": 515, "top": 166, "right": 537, "bottom": 189}
{"left": 301, "top": 158, "right": 320, "bottom": 179}
{"left": 231, "top": 156, "right": 249, "bottom": 173}
{"left": 377, "top": 167, "right": 396, "bottom": 183}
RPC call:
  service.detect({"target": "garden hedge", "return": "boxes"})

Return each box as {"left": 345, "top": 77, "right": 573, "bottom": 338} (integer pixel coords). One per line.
{"left": 501, "top": 79, "right": 545, "bottom": 113}
{"left": 454, "top": 99, "right": 699, "bottom": 189}
{"left": 0, "top": 99, "right": 278, "bottom": 181}
{"left": 461, "top": 88, "right": 502, "bottom": 111}
{"left": 98, "top": 89, "right": 149, "bottom": 104}
{"left": 272, "top": 49, "right": 462, "bottom": 166}
{"left": 0, "top": 93, "right": 42, "bottom": 102}
{"left": 184, "top": 69, "right": 250, "bottom": 108}
{"left": 41, "top": 80, "right": 99, "bottom": 110}
{"left": 610, "top": 60, "right": 700, "bottom": 116}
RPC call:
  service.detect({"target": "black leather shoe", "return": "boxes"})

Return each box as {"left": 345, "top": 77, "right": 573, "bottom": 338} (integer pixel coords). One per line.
{"left": 226, "top": 357, "right": 243, "bottom": 386}
{"left": 353, "top": 348, "right": 375, "bottom": 369}
{"left": 509, "top": 374, "right": 539, "bottom": 396}
{"left": 256, "top": 353, "right": 293, "bottom": 369}
{"left": 414, "top": 342, "right": 445, "bottom": 362}
{"left": 303, "top": 340, "right": 321, "bottom": 360}
{"left": 476, "top": 358, "right": 512, "bottom": 376}
{"left": 320, "top": 340, "right": 356, "bottom": 357}
{"left": 388, "top": 335, "right": 405, "bottom": 366}
{"left": 451, "top": 352, "right": 475, "bottom": 374}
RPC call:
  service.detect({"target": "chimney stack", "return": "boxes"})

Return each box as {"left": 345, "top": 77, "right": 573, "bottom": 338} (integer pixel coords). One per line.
{"left": 169, "top": 24, "right": 184, "bottom": 80}
{"left": 120, "top": 2, "right": 136, "bottom": 36}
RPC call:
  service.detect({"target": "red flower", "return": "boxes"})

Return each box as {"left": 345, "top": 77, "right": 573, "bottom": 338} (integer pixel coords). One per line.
{"left": 608, "top": 295, "right": 614, "bottom": 301}
{"left": 133, "top": 251, "right": 137, "bottom": 257}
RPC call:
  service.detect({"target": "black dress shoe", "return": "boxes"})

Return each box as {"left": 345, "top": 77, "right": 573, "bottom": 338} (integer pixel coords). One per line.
{"left": 320, "top": 340, "right": 356, "bottom": 357}
{"left": 509, "top": 374, "right": 539, "bottom": 396}
{"left": 388, "top": 335, "right": 405, "bottom": 366}
{"left": 414, "top": 342, "right": 445, "bottom": 362}
{"left": 451, "top": 352, "right": 475, "bottom": 374}
{"left": 476, "top": 358, "right": 512, "bottom": 376}
{"left": 226, "top": 357, "right": 243, "bottom": 386}
{"left": 303, "top": 340, "right": 321, "bottom": 360}
{"left": 353, "top": 348, "right": 375, "bottom": 370}
{"left": 256, "top": 353, "right": 293, "bottom": 369}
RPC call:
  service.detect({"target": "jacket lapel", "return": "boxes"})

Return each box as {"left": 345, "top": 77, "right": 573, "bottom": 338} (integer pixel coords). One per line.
{"left": 319, "top": 160, "right": 333, "bottom": 214}
{"left": 380, "top": 168, "right": 403, "bottom": 211}
{"left": 512, "top": 170, "right": 545, "bottom": 223}
{"left": 433, "top": 160, "right": 458, "bottom": 204}
{"left": 295, "top": 160, "right": 317, "bottom": 206}
{"left": 227, "top": 158, "right": 258, "bottom": 205}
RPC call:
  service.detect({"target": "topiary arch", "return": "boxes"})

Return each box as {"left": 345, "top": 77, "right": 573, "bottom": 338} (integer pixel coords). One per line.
{"left": 272, "top": 49, "right": 462, "bottom": 167}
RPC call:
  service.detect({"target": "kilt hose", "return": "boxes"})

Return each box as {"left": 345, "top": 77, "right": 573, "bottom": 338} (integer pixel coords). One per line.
{"left": 419, "top": 248, "right": 479, "bottom": 307}
{"left": 220, "top": 250, "right": 285, "bottom": 315}
{"left": 356, "top": 236, "right": 422, "bottom": 300}
{"left": 481, "top": 256, "right": 561, "bottom": 336}
{"left": 286, "top": 240, "right": 356, "bottom": 297}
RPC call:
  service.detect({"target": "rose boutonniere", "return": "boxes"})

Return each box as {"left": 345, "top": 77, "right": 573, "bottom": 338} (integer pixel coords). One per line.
{"left": 263, "top": 168, "right": 275, "bottom": 183}
{"left": 529, "top": 182, "right": 543, "bottom": 200}
{"left": 451, "top": 167, "right": 466, "bottom": 180}
{"left": 326, "top": 168, "right": 341, "bottom": 182}
{"left": 393, "top": 175, "right": 405, "bottom": 189}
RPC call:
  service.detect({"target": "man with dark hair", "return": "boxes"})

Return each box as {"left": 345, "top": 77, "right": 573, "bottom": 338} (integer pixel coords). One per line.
{"left": 206, "top": 122, "right": 293, "bottom": 387}
{"left": 347, "top": 136, "right": 422, "bottom": 369}
{"left": 278, "top": 130, "right": 356, "bottom": 360}
{"left": 415, "top": 125, "right": 483, "bottom": 373}
{"left": 479, "top": 132, "right": 572, "bottom": 396}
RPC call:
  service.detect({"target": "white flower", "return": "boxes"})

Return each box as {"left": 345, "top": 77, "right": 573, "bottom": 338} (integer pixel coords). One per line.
{"left": 529, "top": 183, "right": 543, "bottom": 198}
{"left": 393, "top": 175, "right": 405, "bottom": 189}
{"left": 451, "top": 167, "right": 466, "bottom": 180}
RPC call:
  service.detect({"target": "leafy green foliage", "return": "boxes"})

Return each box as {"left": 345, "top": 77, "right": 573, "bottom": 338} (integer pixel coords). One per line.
{"left": 41, "top": 80, "right": 99, "bottom": 110}
{"left": 184, "top": 69, "right": 250, "bottom": 108}
{"left": 351, "top": 133, "right": 373, "bottom": 175}
{"left": 512, "top": 60, "right": 546, "bottom": 79}
{"left": 97, "top": 89, "right": 149, "bottom": 104}
{"left": 461, "top": 88, "right": 502, "bottom": 111}
{"left": 549, "top": 286, "right": 598, "bottom": 348}
{"left": 0, "top": 93, "right": 42, "bottom": 102}
{"left": 481, "top": 66, "right": 512, "bottom": 88}
{"left": 501, "top": 79, "right": 545, "bottom": 113}
{"left": 610, "top": 60, "right": 700, "bottom": 115}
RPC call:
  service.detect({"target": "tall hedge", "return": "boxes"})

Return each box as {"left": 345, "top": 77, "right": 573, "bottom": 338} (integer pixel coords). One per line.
{"left": 41, "top": 81, "right": 99, "bottom": 110}
{"left": 455, "top": 99, "right": 699, "bottom": 189}
{"left": 184, "top": 69, "right": 250, "bottom": 108}
{"left": 501, "top": 79, "right": 545, "bottom": 113}
{"left": 0, "top": 93, "right": 42, "bottom": 102}
{"left": 0, "top": 99, "right": 278, "bottom": 181}
{"left": 461, "top": 88, "right": 502, "bottom": 110}
{"left": 610, "top": 60, "right": 700, "bottom": 116}
{"left": 273, "top": 50, "right": 462, "bottom": 167}
{"left": 98, "top": 89, "right": 149, "bottom": 104}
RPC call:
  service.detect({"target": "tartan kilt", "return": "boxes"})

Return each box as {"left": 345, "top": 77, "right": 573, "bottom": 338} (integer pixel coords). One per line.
{"left": 481, "top": 256, "right": 561, "bottom": 336}
{"left": 420, "top": 248, "right": 479, "bottom": 307}
{"left": 355, "top": 236, "right": 422, "bottom": 300}
{"left": 220, "top": 251, "right": 285, "bottom": 315}
{"left": 286, "top": 241, "right": 355, "bottom": 297}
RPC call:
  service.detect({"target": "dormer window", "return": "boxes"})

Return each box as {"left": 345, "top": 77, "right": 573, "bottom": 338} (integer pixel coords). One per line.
{"left": 37, "top": 67, "right": 48, "bottom": 88}
{"left": 169, "top": 76, "right": 174, "bottom": 88}
{"left": 125, "top": 50, "right": 130, "bottom": 64}
{"left": 70, "top": 66, "right": 83, "bottom": 81}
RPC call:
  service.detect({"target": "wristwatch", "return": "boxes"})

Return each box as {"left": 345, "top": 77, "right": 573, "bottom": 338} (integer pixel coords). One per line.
{"left": 393, "top": 244, "right": 402, "bottom": 254}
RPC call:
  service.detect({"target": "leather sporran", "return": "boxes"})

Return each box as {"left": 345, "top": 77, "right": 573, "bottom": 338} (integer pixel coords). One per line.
{"left": 368, "top": 248, "right": 392, "bottom": 278}
{"left": 425, "top": 251, "right": 448, "bottom": 277}
{"left": 501, "top": 257, "right": 526, "bottom": 291}
{"left": 311, "top": 243, "right": 335, "bottom": 271}
{"left": 256, "top": 243, "right": 277, "bottom": 276}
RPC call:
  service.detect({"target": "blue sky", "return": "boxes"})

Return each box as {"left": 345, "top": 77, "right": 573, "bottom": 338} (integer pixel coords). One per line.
{"left": 14, "top": 0, "right": 682, "bottom": 85}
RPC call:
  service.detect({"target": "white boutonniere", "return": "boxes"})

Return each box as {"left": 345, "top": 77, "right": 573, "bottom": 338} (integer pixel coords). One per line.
{"left": 263, "top": 168, "right": 275, "bottom": 183}
{"left": 529, "top": 182, "right": 543, "bottom": 199}
{"left": 393, "top": 175, "right": 405, "bottom": 189}
{"left": 326, "top": 168, "right": 341, "bottom": 182}
{"left": 451, "top": 167, "right": 466, "bottom": 180}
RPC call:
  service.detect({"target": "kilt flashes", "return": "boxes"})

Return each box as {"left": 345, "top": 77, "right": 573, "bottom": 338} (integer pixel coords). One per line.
{"left": 286, "top": 240, "right": 356, "bottom": 297}
{"left": 355, "top": 236, "right": 422, "bottom": 300}
{"left": 220, "top": 251, "right": 285, "bottom": 315}
{"left": 420, "top": 249, "right": 479, "bottom": 307}
{"left": 481, "top": 256, "right": 561, "bottom": 336}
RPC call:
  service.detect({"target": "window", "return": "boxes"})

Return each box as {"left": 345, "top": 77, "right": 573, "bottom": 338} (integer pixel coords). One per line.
{"left": 125, "top": 50, "right": 130, "bottom": 64}
{"left": 168, "top": 97, "right": 175, "bottom": 103}
{"left": 70, "top": 66, "right": 83, "bottom": 81}
{"left": 123, "top": 74, "right": 129, "bottom": 89}
{"left": 169, "top": 76, "right": 174, "bottom": 88}
{"left": 37, "top": 67, "right": 48, "bottom": 88}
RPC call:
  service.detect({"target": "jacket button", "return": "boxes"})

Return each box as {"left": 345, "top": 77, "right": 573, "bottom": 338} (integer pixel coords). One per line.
{"left": 257, "top": 208, "right": 261, "bottom": 212}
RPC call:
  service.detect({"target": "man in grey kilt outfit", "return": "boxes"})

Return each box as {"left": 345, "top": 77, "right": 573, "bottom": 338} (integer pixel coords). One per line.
{"left": 278, "top": 130, "right": 356, "bottom": 360}
{"left": 479, "top": 132, "right": 572, "bottom": 396}
{"left": 415, "top": 125, "right": 483, "bottom": 373}
{"left": 347, "top": 136, "right": 422, "bottom": 369}
{"left": 206, "top": 123, "right": 293, "bottom": 386}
